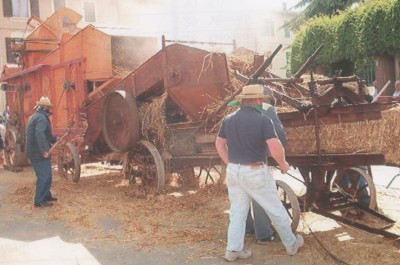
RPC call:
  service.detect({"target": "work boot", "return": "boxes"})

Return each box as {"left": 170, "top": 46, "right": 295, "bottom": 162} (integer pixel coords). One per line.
{"left": 256, "top": 233, "right": 278, "bottom": 245}
{"left": 286, "top": 234, "right": 304, "bottom": 255}
{"left": 224, "top": 249, "right": 252, "bottom": 262}
{"left": 34, "top": 202, "right": 53, "bottom": 208}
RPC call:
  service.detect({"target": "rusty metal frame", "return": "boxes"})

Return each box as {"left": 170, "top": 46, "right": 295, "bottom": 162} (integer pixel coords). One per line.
{"left": 312, "top": 202, "right": 399, "bottom": 240}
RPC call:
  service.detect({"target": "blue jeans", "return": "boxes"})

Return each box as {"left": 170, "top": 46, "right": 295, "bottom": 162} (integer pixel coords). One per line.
{"left": 226, "top": 163, "right": 296, "bottom": 252}
{"left": 31, "top": 159, "right": 53, "bottom": 205}
{"left": 246, "top": 200, "right": 274, "bottom": 240}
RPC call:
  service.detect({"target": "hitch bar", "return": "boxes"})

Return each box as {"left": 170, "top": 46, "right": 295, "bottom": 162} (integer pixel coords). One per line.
{"left": 312, "top": 201, "right": 400, "bottom": 240}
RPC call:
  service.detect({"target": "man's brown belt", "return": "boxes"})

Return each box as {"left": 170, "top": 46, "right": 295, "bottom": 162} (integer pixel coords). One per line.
{"left": 244, "top": 161, "right": 264, "bottom": 169}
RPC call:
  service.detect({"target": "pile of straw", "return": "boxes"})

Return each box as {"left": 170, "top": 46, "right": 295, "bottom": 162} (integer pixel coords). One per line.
{"left": 285, "top": 104, "right": 400, "bottom": 166}
{"left": 226, "top": 53, "right": 255, "bottom": 76}
{"left": 138, "top": 94, "right": 169, "bottom": 150}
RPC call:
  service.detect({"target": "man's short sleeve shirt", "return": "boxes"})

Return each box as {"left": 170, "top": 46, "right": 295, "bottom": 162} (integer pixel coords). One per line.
{"left": 218, "top": 106, "right": 277, "bottom": 164}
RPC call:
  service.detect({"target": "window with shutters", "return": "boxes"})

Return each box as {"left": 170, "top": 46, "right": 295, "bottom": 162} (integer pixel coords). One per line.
{"left": 5, "top": 38, "right": 23, "bottom": 64}
{"left": 2, "top": 0, "right": 30, "bottom": 18}
{"left": 286, "top": 51, "right": 291, "bottom": 66}
{"left": 84, "top": 2, "right": 96, "bottom": 22}
{"left": 54, "top": 0, "right": 66, "bottom": 11}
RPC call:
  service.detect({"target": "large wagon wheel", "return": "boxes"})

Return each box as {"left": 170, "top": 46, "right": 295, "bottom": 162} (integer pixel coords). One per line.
{"left": 4, "top": 128, "right": 26, "bottom": 167}
{"left": 123, "top": 140, "right": 165, "bottom": 195}
{"left": 276, "top": 180, "right": 301, "bottom": 231}
{"left": 330, "top": 167, "right": 377, "bottom": 217}
{"left": 102, "top": 90, "right": 140, "bottom": 152}
{"left": 57, "top": 142, "right": 81, "bottom": 183}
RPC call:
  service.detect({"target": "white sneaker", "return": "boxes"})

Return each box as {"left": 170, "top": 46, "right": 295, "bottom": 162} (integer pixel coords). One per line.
{"left": 224, "top": 249, "right": 252, "bottom": 262}
{"left": 286, "top": 235, "right": 304, "bottom": 256}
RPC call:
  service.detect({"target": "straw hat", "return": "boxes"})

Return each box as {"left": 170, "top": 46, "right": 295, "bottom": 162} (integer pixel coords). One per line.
{"left": 236, "top": 84, "right": 269, "bottom": 100}
{"left": 35, "top": 96, "right": 53, "bottom": 108}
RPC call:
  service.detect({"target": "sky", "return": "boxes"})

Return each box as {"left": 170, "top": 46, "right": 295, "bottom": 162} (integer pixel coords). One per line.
{"left": 116, "top": 0, "right": 302, "bottom": 42}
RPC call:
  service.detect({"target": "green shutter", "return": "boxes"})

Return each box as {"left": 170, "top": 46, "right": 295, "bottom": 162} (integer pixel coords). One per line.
{"left": 30, "top": 0, "right": 40, "bottom": 17}
{"left": 3, "top": 0, "right": 12, "bottom": 17}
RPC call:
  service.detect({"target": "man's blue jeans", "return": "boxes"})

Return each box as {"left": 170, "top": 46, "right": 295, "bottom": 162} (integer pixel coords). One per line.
{"left": 246, "top": 200, "right": 275, "bottom": 240}
{"left": 226, "top": 163, "right": 296, "bottom": 252}
{"left": 31, "top": 159, "right": 53, "bottom": 205}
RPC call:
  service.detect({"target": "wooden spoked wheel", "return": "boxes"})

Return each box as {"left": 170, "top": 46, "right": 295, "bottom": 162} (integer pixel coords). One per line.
{"left": 57, "top": 142, "right": 81, "bottom": 183}
{"left": 330, "top": 167, "right": 377, "bottom": 217}
{"left": 4, "top": 129, "right": 26, "bottom": 167}
{"left": 123, "top": 140, "right": 165, "bottom": 195}
{"left": 276, "top": 180, "right": 301, "bottom": 231}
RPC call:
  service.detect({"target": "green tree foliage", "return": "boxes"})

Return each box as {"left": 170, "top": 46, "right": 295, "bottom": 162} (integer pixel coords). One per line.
{"left": 290, "top": 0, "right": 361, "bottom": 29}
{"left": 291, "top": 0, "right": 399, "bottom": 75}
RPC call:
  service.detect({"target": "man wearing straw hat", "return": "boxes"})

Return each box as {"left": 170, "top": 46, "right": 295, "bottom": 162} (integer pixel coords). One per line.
{"left": 245, "top": 85, "right": 288, "bottom": 244}
{"left": 26, "top": 96, "right": 58, "bottom": 208}
{"left": 215, "top": 84, "right": 303, "bottom": 261}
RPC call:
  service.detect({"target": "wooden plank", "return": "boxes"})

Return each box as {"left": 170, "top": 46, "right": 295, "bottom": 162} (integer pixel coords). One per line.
{"left": 279, "top": 104, "right": 383, "bottom": 127}
{"left": 278, "top": 153, "right": 385, "bottom": 168}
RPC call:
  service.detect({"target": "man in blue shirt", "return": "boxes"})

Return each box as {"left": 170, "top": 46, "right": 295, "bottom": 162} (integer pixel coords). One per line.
{"left": 26, "top": 97, "right": 57, "bottom": 207}
{"left": 245, "top": 85, "right": 288, "bottom": 244}
{"left": 215, "top": 84, "right": 304, "bottom": 261}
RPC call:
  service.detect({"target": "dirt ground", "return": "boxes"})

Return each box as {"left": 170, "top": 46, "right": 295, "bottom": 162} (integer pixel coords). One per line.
{"left": 1, "top": 164, "right": 400, "bottom": 265}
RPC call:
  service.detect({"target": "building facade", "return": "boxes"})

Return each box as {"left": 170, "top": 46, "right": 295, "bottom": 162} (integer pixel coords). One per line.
{"left": 0, "top": 0, "right": 123, "bottom": 112}
{"left": 0, "top": 0, "right": 297, "bottom": 112}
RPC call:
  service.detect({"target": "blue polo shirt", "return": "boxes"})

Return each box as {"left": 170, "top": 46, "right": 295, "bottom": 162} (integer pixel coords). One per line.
{"left": 218, "top": 106, "right": 277, "bottom": 164}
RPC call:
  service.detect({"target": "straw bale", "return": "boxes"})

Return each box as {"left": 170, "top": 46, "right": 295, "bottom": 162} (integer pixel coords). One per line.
{"left": 285, "top": 104, "right": 400, "bottom": 166}
{"left": 138, "top": 93, "right": 168, "bottom": 149}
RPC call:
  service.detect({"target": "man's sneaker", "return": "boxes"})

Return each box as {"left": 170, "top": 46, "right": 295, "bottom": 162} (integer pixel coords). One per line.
{"left": 47, "top": 197, "right": 58, "bottom": 201}
{"left": 286, "top": 235, "right": 304, "bottom": 256}
{"left": 34, "top": 202, "right": 53, "bottom": 208}
{"left": 224, "top": 249, "right": 252, "bottom": 262}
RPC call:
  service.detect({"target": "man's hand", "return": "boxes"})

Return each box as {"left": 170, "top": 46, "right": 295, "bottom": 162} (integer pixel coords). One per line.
{"left": 43, "top": 151, "right": 49, "bottom": 158}
{"left": 280, "top": 161, "right": 290, "bottom": 174}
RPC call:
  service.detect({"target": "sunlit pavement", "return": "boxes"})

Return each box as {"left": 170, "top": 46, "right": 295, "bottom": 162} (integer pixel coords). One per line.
{"left": 0, "top": 237, "right": 101, "bottom": 265}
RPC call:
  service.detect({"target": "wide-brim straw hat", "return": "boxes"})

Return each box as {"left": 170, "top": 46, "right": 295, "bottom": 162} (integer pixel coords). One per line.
{"left": 35, "top": 96, "right": 53, "bottom": 107}
{"left": 236, "top": 84, "right": 269, "bottom": 100}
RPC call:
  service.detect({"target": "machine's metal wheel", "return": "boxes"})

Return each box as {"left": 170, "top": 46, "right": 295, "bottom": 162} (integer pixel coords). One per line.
{"left": 4, "top": 129, "right": 26, "bottom": 167}
{"left": 123, "top": 140, "right": 165, "bottom": 194}
{"left": 57, "top": 142, "right": 81, "bottom": 183}
{"left": 330, "top": 167, "right": 377, "bottom": 216}
{"left": 276, "top": 180, "right": 301, "bottom": 231}
{"left": 102, "top": 90, "right": 140, "bottom": 152}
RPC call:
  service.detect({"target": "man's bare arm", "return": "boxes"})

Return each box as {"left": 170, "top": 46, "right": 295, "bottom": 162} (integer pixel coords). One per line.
{"left": 266, "top": 138, "right": 289, "bottom": 173}
{"left": 215, "top": 136, "right": 229, "bottom": 165}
